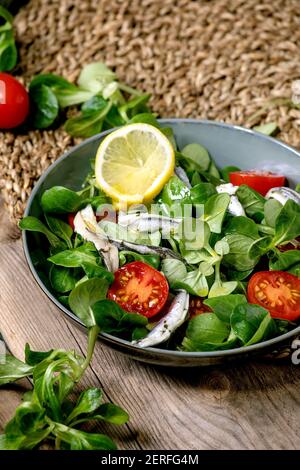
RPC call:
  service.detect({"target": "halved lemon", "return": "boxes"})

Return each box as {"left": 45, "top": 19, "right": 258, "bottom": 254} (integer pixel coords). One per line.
{"left": 95, "top": 123, "right": 175, "bottom": 205}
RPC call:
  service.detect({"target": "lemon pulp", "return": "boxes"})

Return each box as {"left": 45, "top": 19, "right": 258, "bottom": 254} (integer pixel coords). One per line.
{"left": 95, "top": 123, "right": 175, "bottom": 205}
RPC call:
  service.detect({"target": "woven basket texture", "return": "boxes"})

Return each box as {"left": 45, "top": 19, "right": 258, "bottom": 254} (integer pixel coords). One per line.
{"left": 0, "top": 0, "right": 300, "bottom": 220}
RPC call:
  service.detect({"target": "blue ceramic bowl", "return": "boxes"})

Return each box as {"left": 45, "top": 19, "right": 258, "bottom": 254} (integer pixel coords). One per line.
{"left": 22, "top": 120, "right": 300, "bottom": 366}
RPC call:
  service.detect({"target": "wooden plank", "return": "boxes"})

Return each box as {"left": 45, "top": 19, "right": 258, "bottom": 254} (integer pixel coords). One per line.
{"left": 1, "top": 239, "right": 300, "bottom": 449}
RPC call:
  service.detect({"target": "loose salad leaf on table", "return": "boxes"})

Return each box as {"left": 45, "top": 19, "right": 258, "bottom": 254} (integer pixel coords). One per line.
{"left": 0, "top": 6, "right": 17, "bottom": 72}
{"left": 0, "top": 277, "right": 129, "bottom": 450}
{"left": 29, "top": 62, "right": 153, "bottom": 137}
{"left": 19, "top": 119, "right": 300, "bottom": 354}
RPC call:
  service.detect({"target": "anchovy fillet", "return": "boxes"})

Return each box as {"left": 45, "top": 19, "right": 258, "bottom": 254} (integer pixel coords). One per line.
{"left": 132, "top": 290, "right": 189, "bottom": 348}
{"left": 216, "top": 183, "right": 246, "bottom": 216}
{"left": 266, "top": 187, "right": 300, "bottom": 206}
{"left": 109, "top": 238, "right": 183, "bottom": 261}
{"left": 174, "top": 166, "right": 192, "bottom": 189}
{"left": 118, "top": 212, "right": 181, "bottom": 235}
{"left": 74, "top": 205, "right": 119, "bottom": 272}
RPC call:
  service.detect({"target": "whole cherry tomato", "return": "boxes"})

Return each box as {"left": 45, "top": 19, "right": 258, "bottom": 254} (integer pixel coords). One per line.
{"left": 0, "top": 73, "right": 30, "bottom": 129}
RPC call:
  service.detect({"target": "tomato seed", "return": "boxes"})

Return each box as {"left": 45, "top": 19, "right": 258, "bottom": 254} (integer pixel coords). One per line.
{"left": 256, "top": 291, "right": 266, "bottom": 300}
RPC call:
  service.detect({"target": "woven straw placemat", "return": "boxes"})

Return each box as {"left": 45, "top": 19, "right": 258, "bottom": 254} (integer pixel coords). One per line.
{"left": 1, "top": 0, "right": 300, "bottom": 221}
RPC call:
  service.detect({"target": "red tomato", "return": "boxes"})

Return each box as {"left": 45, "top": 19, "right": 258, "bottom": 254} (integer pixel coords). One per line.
{"left": 107, "top": 261, "right": 169, "bottom": 318}
{"left": 67, "top": 213, "right": 76, "bottom": 230}
{"left": 0, "top": 73, "right": 29, "bottom": 128}
{"left": 247, "top": 271, "right": 300, "bottom": 321}
{"left": 229, "top": 170, "right": 285, "bottom": 196}
{"left": 189, "top": 296, "right": 212, "bottom": 319}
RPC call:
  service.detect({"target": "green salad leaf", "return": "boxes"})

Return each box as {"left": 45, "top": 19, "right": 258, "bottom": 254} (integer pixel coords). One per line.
{"left": 0, "top": 6, "right": 17, "bottom": 72}
{"left": 182, "top": 313, "right": 232, "bottom": 352}
{"left": 236, "top": 185, "right": 265, "bottom": 221}
{"left": 49, "top": 266, "right": 77, "bottom": 293}
{"left": 30, "top": 73, "right": 94, "bottom": 109}
{"left": 183, "top": 293, "right": 279, "bottom": 352}
{"left": 24, "top": 344, "right": 54, "bottom": 367}
{"left": 160, "top": 175, "right": 191, "bottom": 214}
{"left": 190, "top": 182, "right": 217, "bottom": 205}
{"left": 119, "top": 94, "right": 151, "bottom": 121}
{"left": 248, "top": 235, "right": 273, "bottom": 259}
{"left": 272, "top": 200, "right": 300, "bottom": 246}
{"left": 129, "top": 112, "right": 160, "bottom": 127}
{"left": 269, "top": 250, "right": 300, "bottom": 273}
{"left": 48, "top": 243, "right": 98, "bottom": 268}
{"left": 208, "top": 160, "right": 220, "bottom": 179}
{"left": 45, "top": 214, "right": 73, "bottom": 248}
{"left": 41, "top": 187, "right": 84, "bottom": 214}
{"left": 92, "top": 300, "right": 148, "bottom": 339}
{"left": 161, "top": 258, "right": 209, "bottom": 297}
{"left": 222, "top": 233, "right": 259, "bottom": 271}
{"left": 65, "top": 100, "right": 112, "bottom": 138}
{"left": 68, "top": 278, "right": 109, "bottom": 327}
{"left": 29, "top": 84, "right": 59, "bottom": 129}
{"left": 230, "top": 303, "right": 276, "bottom": 345}
{"left": 88, "top": 403, "right": 129, "bottom": 425}
{"left": 65, "top": 388, "right": 103, "bottom": 424}
{"left": 204, "top": 294, "right": 247, "bottom": 323}
{"left": 203, "top": 193, "right": 230, "bottom": 234}
{"left": 253, "top": 122, "right": 278, "bottom": 136}
{"left": 51, "top": 424, "right": 117, "bottom": 450}
{"left": 263, "top": 198, "right": 282, "bottom": 228}
{"left": 77, "top": 62, "right": 116, "bottom": 94}
{"left": 119, "top": 250, "right": 160, "bottom": 269}
{"left": 0, "top": 356, "right": 34, "bottom": 386}
{"left": 19, "top": 216, "right": 62, "bottom": 248}
{"left": 180, "top": 143, "right": 211, "bottom": 172}
{"left": 224, "top": 216, "right": 259, "bottom": 240}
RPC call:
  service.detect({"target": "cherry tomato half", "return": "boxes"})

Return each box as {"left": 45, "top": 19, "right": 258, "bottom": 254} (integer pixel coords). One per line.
{"left": 189, "top": 296, "right": 212, "bottom": 319}
{"left": 67, "top": 213, "right": 76, "bottom": 230}
{"left": 247, "top": 271, "right": 300, "bottom": 321}
{"left": 229, "top": 170, "right": 285, "bottom": 196}
{"left": 0, "top": 73, "right": 30, "bottom": 129}
{"left": 107, "top": 261, "right": 169, "bottom": 318}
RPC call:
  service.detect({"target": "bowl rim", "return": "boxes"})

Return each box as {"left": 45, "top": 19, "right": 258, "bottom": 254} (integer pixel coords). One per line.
{"left": 22, "top": 118, "right": 300, "bottom": 359}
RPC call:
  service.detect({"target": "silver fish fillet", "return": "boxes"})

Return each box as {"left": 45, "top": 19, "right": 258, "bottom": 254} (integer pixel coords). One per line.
{"left": 132, "top": 290, "right": 189, "bottom": 348}
{"left": 266, "top": 187, "right": 300, "bottom": 206}
{"left": 216, "top": 183, "right": 246, "bottom": 216}
{"left": 74, "top": 205, "right": 119, "bottom": 272}
{"left": 118, "top": 212, "right": 181, "bottom": 235}
{"left": 174, "top": 166, "right": 192, "bottom": 189}
{"left": 109, "top": 238, "right": 183, "bottom": 261}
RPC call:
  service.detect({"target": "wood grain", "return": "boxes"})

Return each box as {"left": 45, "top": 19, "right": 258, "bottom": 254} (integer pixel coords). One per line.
{"left": 1, "top": 236, "right": 300, "bottom": 449}
{"left": 0, "top": 197, "right": 20, "bottom": 244}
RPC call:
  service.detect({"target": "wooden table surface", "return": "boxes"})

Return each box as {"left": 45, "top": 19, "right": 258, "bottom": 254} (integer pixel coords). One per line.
{"left": 0, "top": 198, "right": 300, "bottom": 450}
